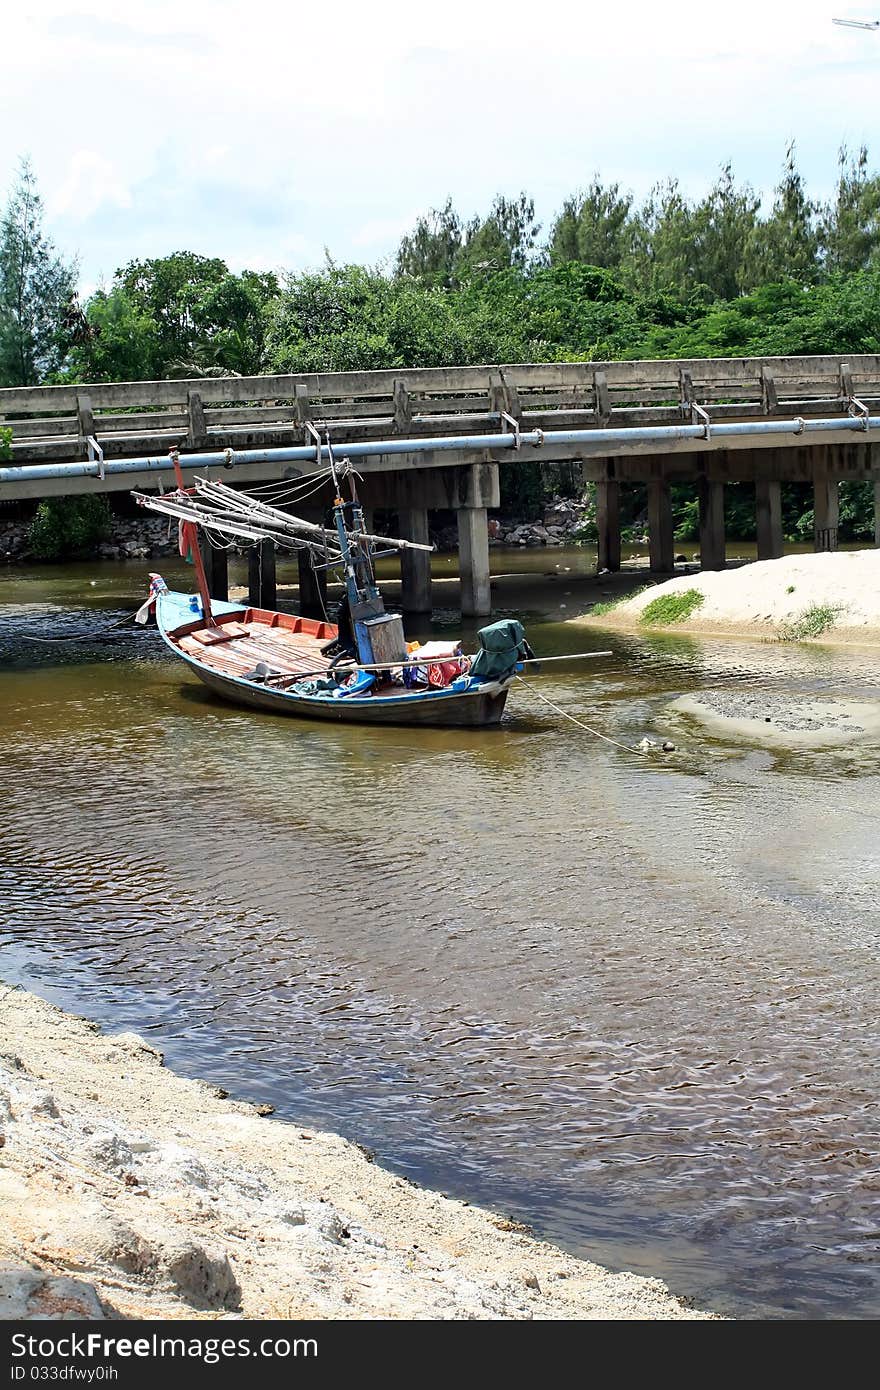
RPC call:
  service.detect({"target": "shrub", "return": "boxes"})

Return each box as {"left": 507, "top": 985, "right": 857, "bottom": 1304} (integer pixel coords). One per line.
{"left": 28, "top": 495, "right": 112, "bottom": 560}
{"left": 640, "top": 588, "right": 705, "bottom": 625}
{"left": 779, "top": 603, "right": 843, "bottom": 641}
{"left": 0, "top": 426, "right": 11, "bottom": 461}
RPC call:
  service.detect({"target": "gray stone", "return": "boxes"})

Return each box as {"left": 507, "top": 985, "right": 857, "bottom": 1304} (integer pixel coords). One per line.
{"left": 164, "top": 1242, "right": 241, "bottom": 1311}
{"left": 0, "top": 1262, "right": 107, "bottom": 1320}
{"left": 80, "top": 1132, "right": 134, "bottom": 1172}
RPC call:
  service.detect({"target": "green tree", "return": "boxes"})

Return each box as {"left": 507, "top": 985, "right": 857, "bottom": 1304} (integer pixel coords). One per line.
{"left": 746, "top": 142, "right": 819, "bottom": 286}
{"left": 188, "top": 270, "right": 279, "bottom": 376}
{"left": 819, "top": 144, "right": 880, "bottom": 274}
{"left": 454, "top": 193, "right": 541, "bottom": 281}
{"left": 79, "top": 255, "right": 280, "bottom": 379}
{"left": 265, "top": 262, "right": 520, "bottom": 373}
{"left": 265, "top": 263, "right": 396, "bottom": 373}
{"left": 69, "top": 285, "right": 161, "bottom": 382}
{"left": 0, "top": 158, "right": 77, "bottom": 386}
{"left": 115, "top": 251, "right": 229, "bottom": 372}
{"left": 622, "top": 169, "right": 761, "bottom": 301}
{"left": 395, "top": 198, "right": 464, "bottom": 287}
{"left": 625, "top": 179, "right": 698, "bottom": 298}
{"left": 28, "top": 495, "right": 111, "bottom": 560}
{"left": 690, "top": 164, "right": 761, "bottom": 298}
{"left": 548, "top": 177, "right": 634, "bottom": 269}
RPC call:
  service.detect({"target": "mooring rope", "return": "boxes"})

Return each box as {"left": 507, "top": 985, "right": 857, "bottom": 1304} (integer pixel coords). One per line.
{"left": 10, "top": 612, "right": 137, "bottom": 643}
{"left": 514, "top": 674, "right": 661, "bottom": 756}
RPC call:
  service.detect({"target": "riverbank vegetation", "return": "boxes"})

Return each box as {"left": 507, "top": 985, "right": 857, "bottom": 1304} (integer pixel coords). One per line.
{"left": 779, "top": 602, "right": 844, "bottom": 642}
{"left": 640, "top": 589, "right": 705, "bottom": 626}
{"left": 27, "top": 495, "right": 111, "bottom": 561}
{"left": 3, "top": 145, "right": 880, "bottom": 536}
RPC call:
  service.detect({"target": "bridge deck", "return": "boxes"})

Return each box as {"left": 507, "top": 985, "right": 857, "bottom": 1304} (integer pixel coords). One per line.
{"left": 3, "top": 357, "right": 880, "bottom": 618}
{"left": 4, "top": 355, "right": 880, "bottom": 471}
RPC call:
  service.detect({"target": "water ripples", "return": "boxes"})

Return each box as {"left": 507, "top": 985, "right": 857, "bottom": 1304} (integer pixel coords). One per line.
{"left": 2, "top": 583, "right": 880, "bottom": 1316}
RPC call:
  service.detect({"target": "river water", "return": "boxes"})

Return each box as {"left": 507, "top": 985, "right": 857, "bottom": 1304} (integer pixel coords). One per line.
{"left": 2, "top": 547, "right": 880, "bottom": 1319}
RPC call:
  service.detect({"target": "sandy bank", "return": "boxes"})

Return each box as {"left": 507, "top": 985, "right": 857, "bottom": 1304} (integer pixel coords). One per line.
{"left": 576, "top": 549, "right": 880, "bottom": 645}
{"left": 670, "top": 692, "right": 880, "bottom": 749}
{"left": 0, "top": 985, "right": 714, "bottom": 1321}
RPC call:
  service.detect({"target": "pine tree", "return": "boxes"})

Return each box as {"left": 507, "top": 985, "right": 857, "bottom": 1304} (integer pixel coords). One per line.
{"left": 0, "top": 158, "right": 77, "bottom": 386}
{"left": 548, "top": 177, "right": 634, "bottom": 270}
{"left": 690, "top": 164, "right": 761, "bottom": 299}
{"left": 819, "top": 144, "right": 880, "bottom": 274}
{"left": 746, "top": 142, "right": 819, "bottom": 286}
{"left": 625, "top": 179, "right": 696, "bottom": 297}
{"left": 395, "top": 198, "right": 464, "bottom": 287}
{"left": 454, "top": 193, "right": 541, "bottom": 280}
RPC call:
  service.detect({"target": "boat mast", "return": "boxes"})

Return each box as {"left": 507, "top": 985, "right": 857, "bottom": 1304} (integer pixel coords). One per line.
{"left": 170, "top": 447, "right": 214, "bottom": 626}
{"left": 328, "top": 445, "right": 363, "bottom": 615}
{"left": 326, "top": 440, "right": 388, "bottom": 664}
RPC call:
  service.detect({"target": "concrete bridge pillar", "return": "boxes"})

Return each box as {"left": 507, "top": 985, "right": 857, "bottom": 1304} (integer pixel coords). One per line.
{"left": 647, "top": 480, "right": 675, "bottom": 574}
{"left": 813, "top": 474, "right": 839, "bottom": 551}
{"left": 755, "top": 479, "right": 784, "bottom": 561}
{"left": 248, "top": 539, "right": 277, "bottom": 609}
{"left": 455, "top": 464, "right": 498, "bottom": 618}
{"left": 398, "top": 507, "right": 432, "bottom": 613}
{"left": 292, "top": 508, "right": 329, "bottom": 618}
{"left": 297, "top": 549, "right": 328, "bottom": 619}
{"left": 198, "top": 532, "right": 228, "bottom": 602}
{"left": 457, "top": 506, "right": 491, "bottom": 616}
{"left": 596, "top": 478, "right": 621, "bottom": 572}
{"left": 698, "top": 479, "right": 726, "bottom": 570}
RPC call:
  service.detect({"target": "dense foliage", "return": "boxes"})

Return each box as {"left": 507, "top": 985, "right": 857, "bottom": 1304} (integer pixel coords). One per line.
{"left": 5, "top": 145, "right": 880, "bottom": 536}
{"left": 27, "top": 495, "right": 112, "bottom": 561}
{"left": 50, "top": 142, "right": 880, "bottom": 384}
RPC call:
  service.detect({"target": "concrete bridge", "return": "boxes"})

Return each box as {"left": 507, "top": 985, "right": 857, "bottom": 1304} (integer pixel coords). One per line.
{"left": 3, "top": 355, "right": 880, "bottom": 616}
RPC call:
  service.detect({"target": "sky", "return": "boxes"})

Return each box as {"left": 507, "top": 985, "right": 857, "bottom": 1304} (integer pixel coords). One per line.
{"left": 3, "top": 1, "right": 880, "bottom": 294}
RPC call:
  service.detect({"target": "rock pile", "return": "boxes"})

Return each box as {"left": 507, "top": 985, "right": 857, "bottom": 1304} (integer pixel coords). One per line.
{"left": 96, "top": 516, "right": 179, "bottom": 562}
{"left": 430, "top": 496, "right": 594, "bottom": 552}
{"left": 0, "top": 520, "right": 28, "bottom": 563}
{"left": 490, "top": 498, "right": 595, "bottom": 547}
{"left": 0, "top": 515, "right": 180, "bottom": 564}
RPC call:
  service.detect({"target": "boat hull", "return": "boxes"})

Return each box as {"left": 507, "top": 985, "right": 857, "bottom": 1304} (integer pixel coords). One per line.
{"left": 154, "top": 589, "right": 512, "bottom": 728}
{"left": 190, "top": 662, "right": 509, "bottom": 726}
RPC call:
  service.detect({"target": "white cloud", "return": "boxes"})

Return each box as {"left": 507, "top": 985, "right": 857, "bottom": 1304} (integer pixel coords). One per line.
{"left": 2, "top": 0, "right": 879, "bottom": 288}
{"left": 50, "top": 151, "right": 133, "bottom": 222}
{"left": 352, "top": 213, "right": 421, "bottom": 249}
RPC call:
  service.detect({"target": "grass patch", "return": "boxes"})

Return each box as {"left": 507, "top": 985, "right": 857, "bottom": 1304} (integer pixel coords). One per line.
{"left": 639, "top": 588, "right": 705, "bottom": 626}
{"left": 779, "top": 603, "right": 843, "bottom": 642}
{"left": 590, "top": 584, "right": 649, "bottom": 617}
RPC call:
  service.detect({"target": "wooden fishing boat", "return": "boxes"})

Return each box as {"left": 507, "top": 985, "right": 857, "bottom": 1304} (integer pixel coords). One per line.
{"left": 152, "top": 585, "right": 517, "bottom": 727}
{"left": 136, "top": 446, "right": 530, "bottom": 727}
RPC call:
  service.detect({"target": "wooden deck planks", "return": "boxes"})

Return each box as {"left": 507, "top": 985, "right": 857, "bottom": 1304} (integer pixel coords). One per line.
{"left": 178, "top": 620, "right": 331, "bottom": 680}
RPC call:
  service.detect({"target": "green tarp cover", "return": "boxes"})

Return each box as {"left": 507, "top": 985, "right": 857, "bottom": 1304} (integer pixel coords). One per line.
{"left": 469, "top": 619, "right": 527, "bottom": 679}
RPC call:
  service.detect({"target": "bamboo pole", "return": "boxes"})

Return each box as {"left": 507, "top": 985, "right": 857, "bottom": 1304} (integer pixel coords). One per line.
{"left": 261, "top": 649, "right": 614, "bottom": 685}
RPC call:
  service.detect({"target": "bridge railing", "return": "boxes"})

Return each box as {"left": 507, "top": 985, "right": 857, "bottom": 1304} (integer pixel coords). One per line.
{"left": 3, "top": 355, "right": 880, "bottom": 464}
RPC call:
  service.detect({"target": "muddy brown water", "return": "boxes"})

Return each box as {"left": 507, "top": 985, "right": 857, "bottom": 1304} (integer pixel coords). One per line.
{"left": 2, "top": 547, "right": 880, "bottom": 1319}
